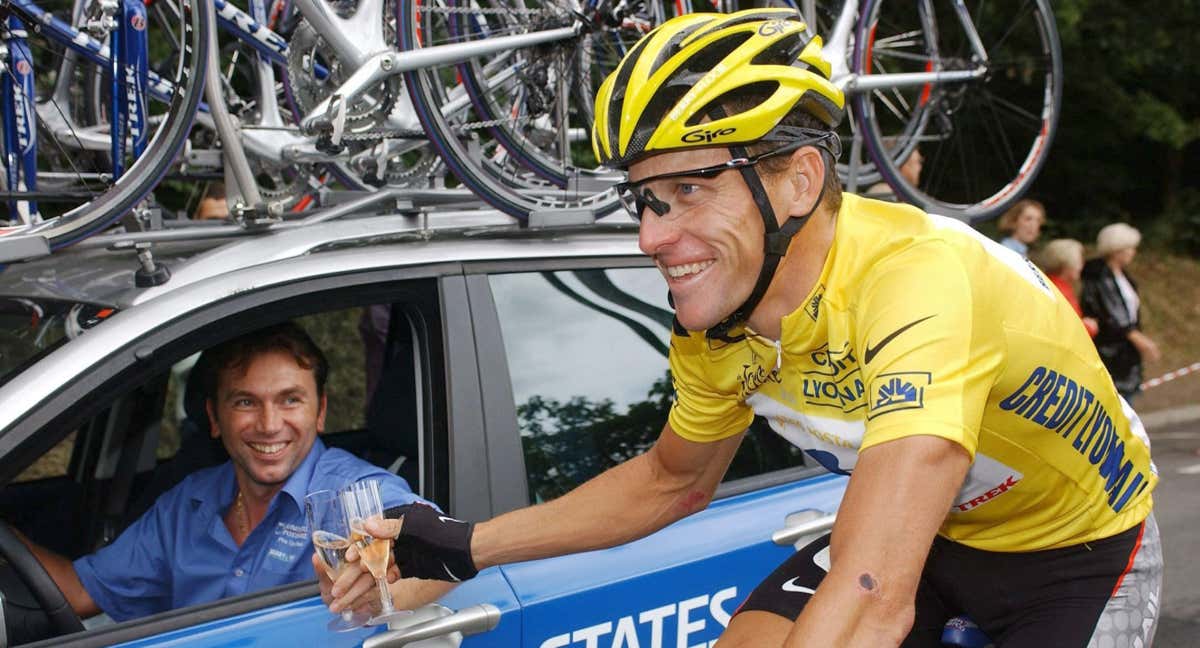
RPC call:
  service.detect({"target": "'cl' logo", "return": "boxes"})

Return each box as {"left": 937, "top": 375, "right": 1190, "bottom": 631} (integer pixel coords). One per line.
{"left": 15, "top": 60, "right": 31, "bottom": 75}
{"left": 131, "top": 14, "right": 147, "bottom": 30}
{"left": 681, "top": 127, "right": 736, "bottom": 144}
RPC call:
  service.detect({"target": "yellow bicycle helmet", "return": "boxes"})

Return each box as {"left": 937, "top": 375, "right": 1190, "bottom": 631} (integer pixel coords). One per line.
{"left": 592, "top": 8, "right": 845, "bottom": 169}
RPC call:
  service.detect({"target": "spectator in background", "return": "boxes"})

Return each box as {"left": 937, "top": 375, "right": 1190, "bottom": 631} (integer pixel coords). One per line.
{"left": 1037, "top": 239, "right": 1099, "bottom": 337}
{"left": 1081, "top": 223, "right": 1160, "bottom": 402}
{"left": 997, "top": 199, "right": 1045, "bottom": 258}
{"left": 193, "top": 182, "right": 228, "bottom": 220}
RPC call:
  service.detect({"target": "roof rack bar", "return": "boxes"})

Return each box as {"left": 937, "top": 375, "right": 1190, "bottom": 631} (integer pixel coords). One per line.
{"left": 0, "top": 234, "right": 52, "bottom": 264}
{"left": 298, "top": 186, "right": 407, "bottom": 225}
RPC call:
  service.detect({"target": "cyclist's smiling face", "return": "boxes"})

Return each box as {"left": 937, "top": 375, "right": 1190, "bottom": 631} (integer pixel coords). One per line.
{"left": 632, "top": 147, "right": 776, "bottom": 331}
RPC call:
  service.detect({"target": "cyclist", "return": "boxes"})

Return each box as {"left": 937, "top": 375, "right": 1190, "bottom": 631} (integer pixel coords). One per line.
{"left": 329, "top": 9, "right": 1161, "bottom": 646}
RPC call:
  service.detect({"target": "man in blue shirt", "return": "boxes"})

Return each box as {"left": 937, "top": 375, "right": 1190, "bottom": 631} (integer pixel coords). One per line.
{"left": 25, "top": 322, "right": 427, "bottom": 621}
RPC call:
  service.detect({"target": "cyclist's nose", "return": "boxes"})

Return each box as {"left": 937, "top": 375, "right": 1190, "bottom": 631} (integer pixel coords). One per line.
{"left": 638, "top": 208, "right": 680, "bottom": 256}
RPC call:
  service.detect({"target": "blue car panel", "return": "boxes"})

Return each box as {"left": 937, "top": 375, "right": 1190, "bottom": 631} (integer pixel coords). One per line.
{"left": 502, "top": 474, "right": 848, "bottom": 648}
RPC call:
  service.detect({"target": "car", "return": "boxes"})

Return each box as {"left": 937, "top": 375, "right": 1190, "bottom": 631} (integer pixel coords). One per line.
{"left": 0, "top": 208, "right": 847, "bottom": 647}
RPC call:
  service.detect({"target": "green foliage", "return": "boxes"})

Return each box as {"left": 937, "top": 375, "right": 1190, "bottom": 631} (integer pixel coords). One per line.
{"left": 1028, "top": 0, "right": 1200, "bottom": 241}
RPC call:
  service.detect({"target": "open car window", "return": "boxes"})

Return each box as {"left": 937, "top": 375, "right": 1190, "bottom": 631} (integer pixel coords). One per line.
{"left": 0, "top": 285, "right": 444, "bottom": 645}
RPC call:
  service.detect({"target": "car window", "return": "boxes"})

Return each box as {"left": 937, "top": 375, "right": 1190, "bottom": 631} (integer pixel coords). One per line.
{"left": 0, "top": 292, "right": 442, "bottom": 638}
{"left": 11, "top": 432, "right": 77, "bottom": 482}
{"left": 0, "top": 298, "right": 76, "bottom": 387}
{"left": 490, "top": 268, "right": 807, "bottom": 505}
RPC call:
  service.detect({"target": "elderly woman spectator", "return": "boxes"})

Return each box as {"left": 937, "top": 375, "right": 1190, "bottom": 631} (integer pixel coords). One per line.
{"left": 1081, "top": 223, "right": 1160, "bottom": 402}
{"left": 997, "top": 199, "right": 1046, "bottom": 258}
{"left": 1037, "top": 239, "right": 1098, "bottom": 337}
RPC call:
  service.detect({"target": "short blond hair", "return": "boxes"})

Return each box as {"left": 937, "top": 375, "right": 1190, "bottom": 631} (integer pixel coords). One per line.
{"left": 1096, "top": 223, "right": 1141, "bottom": 257}
{"left": 998, "top": 199, "right": 1045, "bottom": 234}
{"left": 1038, "top": 239, "right": 1085, "bottom": 275}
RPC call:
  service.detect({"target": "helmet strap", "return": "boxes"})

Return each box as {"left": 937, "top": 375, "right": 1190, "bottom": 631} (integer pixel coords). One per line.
{"left": 705, "top": 144, "right": 824, "bottom": 343}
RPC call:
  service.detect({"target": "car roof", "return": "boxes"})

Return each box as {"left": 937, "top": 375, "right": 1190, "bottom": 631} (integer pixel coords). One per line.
{"left": 0, "top": 209, "right": 645, "bottom": 435}
{"left": 0, "top": 209, "right": 642, "bottom": 309}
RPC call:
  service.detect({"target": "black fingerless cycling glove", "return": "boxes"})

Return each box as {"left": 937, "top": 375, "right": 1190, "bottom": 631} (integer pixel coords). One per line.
{"left": 383, "top": 503, "right": 478, "bottom": 582}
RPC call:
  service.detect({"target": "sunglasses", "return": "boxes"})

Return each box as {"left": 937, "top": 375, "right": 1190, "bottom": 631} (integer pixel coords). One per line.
{"left": 614, "top": 133, "right": 838, "bottom": 221}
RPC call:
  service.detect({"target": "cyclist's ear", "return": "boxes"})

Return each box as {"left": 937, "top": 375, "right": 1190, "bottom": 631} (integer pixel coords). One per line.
{"left": 783, "top": 147, "right": 826, "bottom": 217}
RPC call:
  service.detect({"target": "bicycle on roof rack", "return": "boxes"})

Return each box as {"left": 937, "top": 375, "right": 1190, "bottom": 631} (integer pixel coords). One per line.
{"left": 0, "top": 0, "right": 665, "bottom": 258}
{"left": 0, "top": 0, "right": 1060, "bottom": 262}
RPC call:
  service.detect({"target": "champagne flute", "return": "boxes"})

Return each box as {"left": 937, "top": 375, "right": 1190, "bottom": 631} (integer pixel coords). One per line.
{"left": 344, "top": 479, "right": 412, "bottom": 626}
{"left": 304, "top": 489, "right": 370, "bottom": 632}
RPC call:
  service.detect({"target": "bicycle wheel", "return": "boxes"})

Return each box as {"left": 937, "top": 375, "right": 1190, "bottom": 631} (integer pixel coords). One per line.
{"left": 853, "top": 0, "right": 1062, "bottom": 221}
{"left": 1, "top": 0, "right": 208, "bottom": 249}
{"left": 397, "top": 0, "right": 655, "bottom": 222}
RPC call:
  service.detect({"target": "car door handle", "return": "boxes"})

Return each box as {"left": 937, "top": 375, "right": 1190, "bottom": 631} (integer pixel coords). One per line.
{"left": 363, "top": 604, "right": 501, "bottom": 648}
{"left": 772, "top": 512, "right": 837, "bottom": 546}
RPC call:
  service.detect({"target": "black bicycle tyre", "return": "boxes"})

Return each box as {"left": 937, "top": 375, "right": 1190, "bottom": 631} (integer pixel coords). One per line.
{"left": 853, "top": 0, "right": 1063, "bottom": 222}
{"left": 7, "top": 0, "right": 209, "bottom": 249}
{"left": 396, "top": 0, "right": 623, "bottom": 223}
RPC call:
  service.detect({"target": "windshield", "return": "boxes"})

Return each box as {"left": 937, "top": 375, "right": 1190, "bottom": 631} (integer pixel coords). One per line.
{"left": 0, "top": 298, "right": 116, "bottom": 387}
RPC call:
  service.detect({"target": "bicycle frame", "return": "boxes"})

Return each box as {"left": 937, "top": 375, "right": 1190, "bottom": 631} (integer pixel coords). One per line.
{"left": 795, "top": 0, "right": 992, "bottom": 95}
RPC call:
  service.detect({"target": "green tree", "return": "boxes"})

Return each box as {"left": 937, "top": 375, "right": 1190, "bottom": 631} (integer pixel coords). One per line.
{"left": 1034, "top": 0, "right": 1200, "bottom": 248}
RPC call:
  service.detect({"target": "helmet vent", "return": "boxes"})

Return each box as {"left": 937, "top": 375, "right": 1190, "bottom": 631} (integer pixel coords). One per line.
{"left": 687, "top": 81, "right": 781, "bottom": 127}
{"left": 683, "top": 33, "right": 752, "bottom": 74}
{"left": 751, "top": 32, "right": 807, "bottom": 67}
{"left": 629, "top": 84, "right": 692, "bottom": 153}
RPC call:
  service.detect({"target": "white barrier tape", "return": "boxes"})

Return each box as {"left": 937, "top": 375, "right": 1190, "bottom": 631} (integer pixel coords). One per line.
{"left": 1141, "top": 362, "right": 1200, "bottom": 391}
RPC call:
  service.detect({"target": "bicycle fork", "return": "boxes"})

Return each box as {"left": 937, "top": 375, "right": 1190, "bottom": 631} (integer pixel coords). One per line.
{"left": 1, "top": 16, "right": 38, "bottom": 223}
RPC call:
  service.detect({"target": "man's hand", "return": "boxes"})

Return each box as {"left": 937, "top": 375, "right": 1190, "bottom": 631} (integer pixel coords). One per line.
{"left": 313, "top": 552, "right": 399, "bottom": 615}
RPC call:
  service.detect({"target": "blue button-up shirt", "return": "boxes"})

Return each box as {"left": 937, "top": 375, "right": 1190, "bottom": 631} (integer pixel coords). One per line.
{"left": 74, "top": 438, "right": 425, "bottom": 621}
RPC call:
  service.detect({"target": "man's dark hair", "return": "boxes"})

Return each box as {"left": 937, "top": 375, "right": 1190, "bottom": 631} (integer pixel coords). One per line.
{"left": 202, "top": 322, "right": 329, "bottom": 400}
{"left": 727, "top": 94, "right": 844, "bottom": 215}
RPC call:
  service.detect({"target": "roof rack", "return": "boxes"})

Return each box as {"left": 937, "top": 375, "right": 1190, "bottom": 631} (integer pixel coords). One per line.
{"left": 0, "top": 185, "right": 616, "bottom": 265}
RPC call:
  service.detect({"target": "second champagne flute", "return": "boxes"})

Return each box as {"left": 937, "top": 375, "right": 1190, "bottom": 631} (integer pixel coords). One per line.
{"left": 344, "top": 479, "right": 412, "bottom": 626}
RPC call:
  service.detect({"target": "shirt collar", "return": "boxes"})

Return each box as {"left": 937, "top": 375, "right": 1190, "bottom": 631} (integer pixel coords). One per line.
{"left": 279, "top": 436, "right": 327, "bottom": 511}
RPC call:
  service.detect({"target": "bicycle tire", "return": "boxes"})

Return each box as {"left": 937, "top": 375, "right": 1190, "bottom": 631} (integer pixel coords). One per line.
{"left": 2, "top": 0, "right": 209, "bottom": 249}
{"left": 396, "top": 0, "right": 632, "bottom": 223}
{"left": 853, "top": 0, "right": 1062, "bottom": 221}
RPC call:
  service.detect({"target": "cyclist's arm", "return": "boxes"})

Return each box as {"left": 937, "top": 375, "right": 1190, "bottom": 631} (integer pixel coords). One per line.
{"left": 786, "top": 434, "right": 970, "bottom": 648}
{"left": 470, "top": 422, "right": 744, "bottom": 569}
{"left": 14, "top": 529, "right": 101, "bottom": 618}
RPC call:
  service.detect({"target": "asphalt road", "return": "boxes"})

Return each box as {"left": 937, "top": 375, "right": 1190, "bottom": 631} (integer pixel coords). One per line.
{"left": 1145, "top": 419, "right": 1200, "bottom": 647}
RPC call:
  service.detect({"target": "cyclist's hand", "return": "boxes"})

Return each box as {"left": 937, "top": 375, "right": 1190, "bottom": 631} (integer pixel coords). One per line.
{"left": 384, "top": 504, "right": 478, "bottom": 582}
{"left": 327, "top": 555, "right": 401, "bottom": 615}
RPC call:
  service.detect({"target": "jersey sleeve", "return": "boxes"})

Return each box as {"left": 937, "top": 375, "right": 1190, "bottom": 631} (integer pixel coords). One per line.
{"left": 853, "top": 240, "right": 1005, "bottom": 458}
{"left": 73, "top": 492, "right": 174, "bottom": 622}
{"left": 666, "top": 330, "right": 755, "bottom": 443}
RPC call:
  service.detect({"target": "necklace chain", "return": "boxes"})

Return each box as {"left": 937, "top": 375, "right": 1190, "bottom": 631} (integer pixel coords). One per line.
{"left": 234, "top": 491, "right": 250, "bottom": 541}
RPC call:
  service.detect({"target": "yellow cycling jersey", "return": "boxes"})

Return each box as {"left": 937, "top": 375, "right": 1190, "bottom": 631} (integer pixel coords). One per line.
{"left": 668, "top": 193, "right": 1156, "bottom": 552}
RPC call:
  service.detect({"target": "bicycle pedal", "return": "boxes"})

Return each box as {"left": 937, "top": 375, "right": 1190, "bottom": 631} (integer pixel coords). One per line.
{"left": 314, "top": 134, "right": 346, "bottom": 156}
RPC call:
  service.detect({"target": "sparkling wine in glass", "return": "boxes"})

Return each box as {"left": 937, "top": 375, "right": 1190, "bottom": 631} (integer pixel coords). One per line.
{"left": 305, "top": 489, "right": 370, "bottom": 632}
{"left": 345, "top": 479, "right": 412, "bottom": 626}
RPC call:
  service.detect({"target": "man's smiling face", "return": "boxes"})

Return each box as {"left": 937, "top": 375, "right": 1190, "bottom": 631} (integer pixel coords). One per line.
{"left": 207, "top": 349, "right": 326, "bottom": 492}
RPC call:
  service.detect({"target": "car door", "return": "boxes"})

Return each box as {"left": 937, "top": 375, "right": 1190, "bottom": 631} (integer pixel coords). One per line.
{"left": 465, "top": 261, "right": 849, "bottom": 648}
{"left": 0, "top": 264, "right": 522, "bottom": 647}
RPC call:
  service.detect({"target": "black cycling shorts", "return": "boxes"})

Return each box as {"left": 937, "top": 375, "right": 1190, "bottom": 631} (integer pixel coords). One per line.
{"left": 736, "top": 516, "right": 1161, "bottom": 648}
